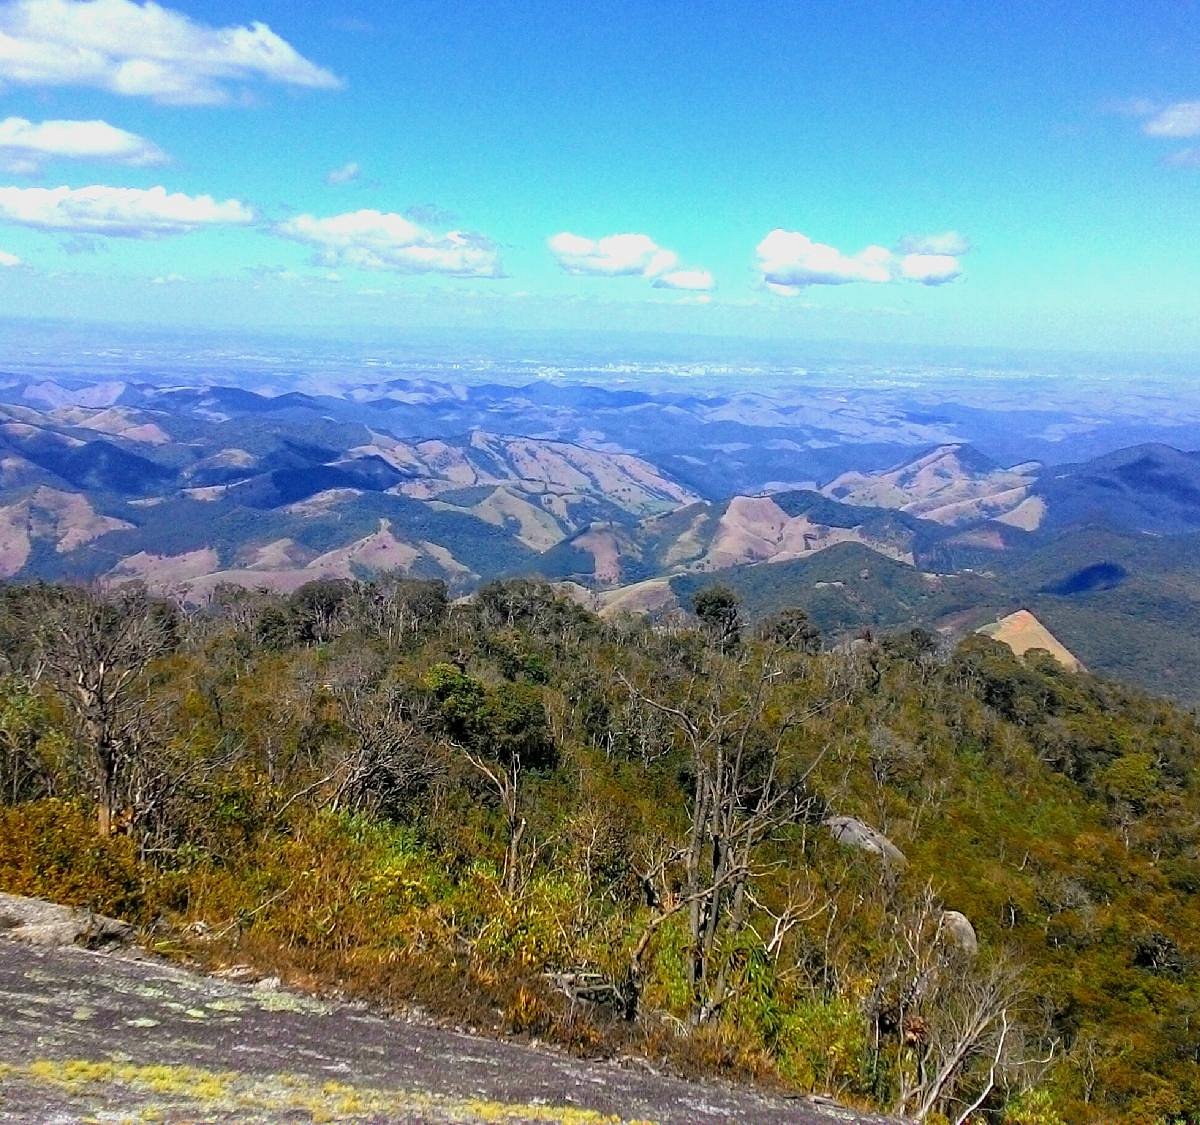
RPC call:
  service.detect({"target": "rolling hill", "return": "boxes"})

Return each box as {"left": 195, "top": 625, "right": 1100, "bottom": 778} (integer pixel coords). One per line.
{"left": 822, "top": 444, "right": 1041, "bottom": 527}
{"left": 0, "top": 388, "right": 699, "bottom": 597}
{"left": 534, "top": 490, "right": 935, "bottom": 586}
{"left": 2, "top": 371, "right": 1200, "bottom": 700}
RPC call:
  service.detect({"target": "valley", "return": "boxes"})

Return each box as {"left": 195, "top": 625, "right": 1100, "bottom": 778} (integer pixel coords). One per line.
{"left": 2, "top": 362, "right": 1199, "bottom": 700}
{"left": 2, "top": 3, "right": 1196, "bottom": 1121}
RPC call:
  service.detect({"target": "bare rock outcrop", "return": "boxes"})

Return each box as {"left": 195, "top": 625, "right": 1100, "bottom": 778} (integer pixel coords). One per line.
{"left": 940, "top": 909, "right": 979, "bottom": 955}
{"left": 0, "top": 892, "right": 133, "bottom": 949}
{"left": 823, "top": 815, "right": 908, "bottom": 868}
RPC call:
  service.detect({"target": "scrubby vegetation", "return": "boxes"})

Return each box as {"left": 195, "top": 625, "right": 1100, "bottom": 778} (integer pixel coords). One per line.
{"left": 2, "top": 575, "right": 1199, "bottom": 1122}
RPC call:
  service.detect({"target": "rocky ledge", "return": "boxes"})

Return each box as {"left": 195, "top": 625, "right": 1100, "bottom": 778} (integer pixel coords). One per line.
{"left": 0, "top": 893, "right": 891, "bottom": 1124}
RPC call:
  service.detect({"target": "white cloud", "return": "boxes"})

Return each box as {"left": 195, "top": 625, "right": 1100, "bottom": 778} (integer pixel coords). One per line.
{"left": 0, "top": 116, "right": 166, "bottom": 173}
{"left": 897, "top": 252, "right": 962, "bottom": 285}
{"left": 150, "top": 272, "right": 183, "bottom": 284}
{"left": 326, "top": 161, "right": 359, "bottom": 185}
{"left": 1109, "top": 96, "right": 1160, "bottom": 118}
{"left": 758, "top": 228, "right": 967, "bottom": 291}
{"left": 764, "top": 280, "right": 805, "bottom": 298}
{"left": 1143, "top": 101, "right": 1200, "bottom": 138}
{"left": 0, "top": 0, "right": 340, "bottom": 105}
{"left": 1166, "top": 147, "right": 1200, "bottom": 168}
{"left": 276, "top": 209, "right": 503, "bottom": 278}
{"left": 652, "top": 267, "right": 714, "bottom": 292}
{"left": 0, "top": 247, "right": 19, "bottom": 265}
{"left": 0, "top": 184, "right": 253, "bottom": 236}
{"left": 548, "top": 232, "right": 677, "bottom": 278}
{"left": 897, "top": 230, "right": 970, "bottom": 256}
{"left": 757, "top": 229, "right": 893, "bottom": 287}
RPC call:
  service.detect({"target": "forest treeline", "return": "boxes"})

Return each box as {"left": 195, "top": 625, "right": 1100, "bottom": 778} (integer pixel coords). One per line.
{"left": 1, "top": 575, "right": 1198, "bottom": 1123}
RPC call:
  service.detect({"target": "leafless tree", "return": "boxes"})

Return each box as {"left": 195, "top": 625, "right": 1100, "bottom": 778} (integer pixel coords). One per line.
{"left": 327, "top": 684, "right": 442, "bottom": 817}
{"left": 870, "top": 885, "right": 1028, "bottom": 1122}
{"left": 28, "top": 585, "right": 174, "bottom": 836}
{"left": 618, "top": 653, "right": 843, "bottom": 1024}
{"left": 347, "top": 576, "right": 448, "bottom": 645}
{"left": 456, "top": 734, "right": 527, "bottom": 895}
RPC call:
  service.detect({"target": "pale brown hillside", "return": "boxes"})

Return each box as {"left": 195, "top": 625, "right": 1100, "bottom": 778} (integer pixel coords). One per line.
{"left": 693, "top": 495, "right": 915, "bottom": 571}
{"left": 123, "top": 520, "right": 476, "bottom": 602}
{"left": 823, "top": 445, "right": 1040, "bottom": 527}
{"left": 977, "top": 609, "right": 1081, "bottom": 671}
{"left": 0, "top": 488, "right": 134, "bottom": 578}
{"left": 350, "top": 428, "right": 698, "bottom": 517}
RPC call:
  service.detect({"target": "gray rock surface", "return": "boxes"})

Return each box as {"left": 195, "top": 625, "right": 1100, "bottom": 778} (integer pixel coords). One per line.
{"left": 823, "top": 816, "right": 908, "bottom": 868}
{"left": 0, "top": 927, "right": 895, "bottom": 1123}
{"left": 0, "top": 892, "right": 133, "bottom": 949}
{"left": 940, "top": 910, "right": 979, "bottom": 955}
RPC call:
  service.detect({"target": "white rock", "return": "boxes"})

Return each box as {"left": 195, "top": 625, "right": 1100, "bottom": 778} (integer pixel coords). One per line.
{"left": 941, "top": 910, "right": 979, "bottom": 955}
{"left": 823, "top": 816, "right": 907, "bottom": 867}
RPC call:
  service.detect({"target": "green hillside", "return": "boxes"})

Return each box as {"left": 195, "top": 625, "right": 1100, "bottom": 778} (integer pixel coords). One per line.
{"left": 671, "top": 542, "right": 1011, "bottom": 636}
{"left": 2, "top": 578, "right": 1199, "bottom": 1122}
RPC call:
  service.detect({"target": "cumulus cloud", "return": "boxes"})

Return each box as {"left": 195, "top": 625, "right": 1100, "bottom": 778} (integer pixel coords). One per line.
{"left": 0, "top": 247, "right": 19, "bottom": 265}
{"left": 764, "top": 280, "right": 805, "bottom": 298}
{"left": 0, "top": 116, "right": 166, "bottom": 173}
{"left": 1143, "top": 101, "right": 1200, "bottom": 138}
{"left": 326, "top": 160, "right": 359, "bottom": 185}
{"left": 652, "top": 267, "right": 714, "bottom": 292}
{"left": 276, "top": 209, "right": 503, "bottom": 278}
{"left": 548, "top": 232, "right": 677, "bottom": 278}
{"left": 757, "top": 229, "right": 893, "bottom": 287}
{"left": 0, "top": 0, "right": 341, "bottom": 105}
{"left": 0, "top": 183, "right": 253, "bottom": 236}
{"left": 897, "top": 230, "right": 970, "bottom": 256}
{"left": 897, "top": 253, "right": 962, "bottom": 285}
{"left": 757, "top": 228, "right": 967, "bottom": 291}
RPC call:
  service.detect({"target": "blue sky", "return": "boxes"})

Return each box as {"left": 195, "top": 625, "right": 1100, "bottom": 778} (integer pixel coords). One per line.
{"left": 0, "top": 0, "right": 1196, "bottom": 352}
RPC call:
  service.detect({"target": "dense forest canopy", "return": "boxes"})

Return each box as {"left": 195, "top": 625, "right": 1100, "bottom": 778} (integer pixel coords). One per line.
{"left": 1, "top": 575, "right": 1198, "bottom": 1123}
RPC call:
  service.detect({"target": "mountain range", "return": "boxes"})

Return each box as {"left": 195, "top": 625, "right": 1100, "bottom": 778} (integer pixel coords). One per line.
{"left": 2, "top": 369, "right": 1199, "bottom": 699}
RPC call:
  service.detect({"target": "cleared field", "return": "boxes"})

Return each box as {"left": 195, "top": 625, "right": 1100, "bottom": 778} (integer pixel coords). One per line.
{"left": 978, "top": 609, "right": 1081, "bottom": 671}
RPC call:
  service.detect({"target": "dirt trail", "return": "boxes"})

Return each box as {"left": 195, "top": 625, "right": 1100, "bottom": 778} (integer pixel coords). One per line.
{"left": 0, "top": 939, "right": 889, "bottom": 1123}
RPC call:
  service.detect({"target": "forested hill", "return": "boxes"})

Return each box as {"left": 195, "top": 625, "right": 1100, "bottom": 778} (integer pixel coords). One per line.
{"left": 1, "top": 576, "right": 1199, "bottom": 1122}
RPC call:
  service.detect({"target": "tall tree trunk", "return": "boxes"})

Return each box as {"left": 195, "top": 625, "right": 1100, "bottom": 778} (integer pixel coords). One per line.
{"left": 505, "top": 813, "right": 527, "bottom": 894}
{"left": 87, "top": 714, "right": 115, "bottom": 838}
{"left": 502, "top": 762, "right": 525, "bottom": 895}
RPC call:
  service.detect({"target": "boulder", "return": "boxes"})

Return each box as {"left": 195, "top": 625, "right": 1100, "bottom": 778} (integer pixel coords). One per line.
{"left": 823, "top": 816, "right": 907, "bottom": 868}
{"left": 0, "top": 892, "right": 133, "bottom": 950}
{"left": 940, "top": 909, "right": 979, "bottom": 955}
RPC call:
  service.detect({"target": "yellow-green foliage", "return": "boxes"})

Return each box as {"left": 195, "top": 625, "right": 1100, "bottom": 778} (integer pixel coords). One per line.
{"left": 776, "top": 998, "right": 871, "bottom": 1097}
{"left": 0, "top": 1058, "right": 650, "bottom": 1123}
{"left": 0, "top": 799, "right": 148, "bottom": 921}
{"left": 175, "top": 812, "right": 607, "bottom": 1037}
{"left": 3, "top": 580, "right": 1200, "bottom": 1122}
{"left": 1003, "top": 1087, "right": 1069, "bottom": 1125}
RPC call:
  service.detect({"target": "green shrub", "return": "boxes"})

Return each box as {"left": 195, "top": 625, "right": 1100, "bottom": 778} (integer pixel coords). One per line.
{"left": 0, "top": 799, "right": 148, "bottom": 922}
{"left": 1003, "top": 1087, "right": 1068, "bottom": 1125}
{"left": 777, "top": 997, "right": 871, "bottom": 1097}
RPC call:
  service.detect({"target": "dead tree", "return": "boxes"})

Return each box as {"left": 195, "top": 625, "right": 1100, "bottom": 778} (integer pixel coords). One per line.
{"left": 327, "top": 685, "right": 442, "bottom": 817}
{"left": 872, "top": 886, "right": 1027, "bottom": 1122}
{"left": 29, "top": 585, "right": 173, "bottom": 836}
{"left": 346, "top": 577, "right": 448, "bottom": 646}
{"left": 618, "top": 654, "right": 840, "bottom": 1024}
